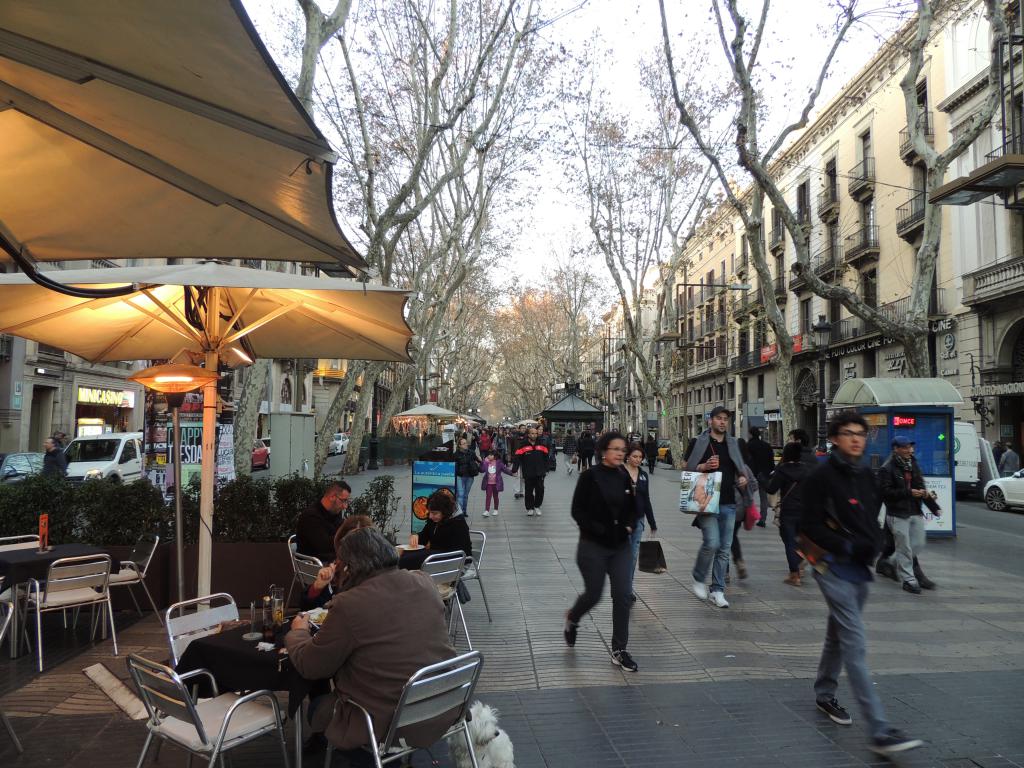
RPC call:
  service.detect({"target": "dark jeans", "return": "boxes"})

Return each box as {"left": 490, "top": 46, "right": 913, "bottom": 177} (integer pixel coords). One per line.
{"left": 569, "top": 538, "right": 633, "bottom": 650}
{"left": 779, "top": 518, "right": 802, "bottom": 573}
{"left": 524, "top": 475, "right": 545, "bottom": 509}
{"left": 647, "top": 455, "right": 656, "bottom": 472}
{"left": 579, "top": 452, "right": 594, "bottom": 469}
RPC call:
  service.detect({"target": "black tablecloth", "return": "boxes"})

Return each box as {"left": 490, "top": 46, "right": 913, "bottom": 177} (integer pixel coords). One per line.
{"left": 175, "top": 626, "right": 319, "bottom": 717}
{"left": 0, "top": 544, "right": 116, "bottom": 585}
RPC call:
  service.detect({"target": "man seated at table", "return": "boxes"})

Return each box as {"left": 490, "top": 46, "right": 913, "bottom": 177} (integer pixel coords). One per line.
{"left": 301, "top": 515, "right": 374, "bottom": 611}
{"left": 400, "top": 489, "right": 472, "bottom": 570}
{"left": 295, "top": 481, "right": 351, "bottom": 563}
{"left": 286, "top": 527, "right": 457, "bottom": 765}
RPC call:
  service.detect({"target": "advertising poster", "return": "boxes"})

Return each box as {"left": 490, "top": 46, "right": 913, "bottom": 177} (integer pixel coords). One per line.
{"left": 679, "top": 470, "right": 723, "bottom": 515}
{"left": 411, "top": 460, "right": 456, "bottom": 534}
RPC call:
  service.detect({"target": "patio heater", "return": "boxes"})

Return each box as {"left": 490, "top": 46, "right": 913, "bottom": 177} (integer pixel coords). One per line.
{"left": 130, "top": 363, "right": 219, "bottom": 603}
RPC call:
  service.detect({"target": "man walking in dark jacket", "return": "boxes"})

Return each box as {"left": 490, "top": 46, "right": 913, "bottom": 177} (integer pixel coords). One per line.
{"left": 788, "top": 428, "right": 818, "bottom": 470}
{"left": 42, "top": 437, "right": 67, "bottom": 479}
{"left": 799, "top": 412, "right": 922, "bottom": 756}
{"left": 876, "top": 436, "right": 940, "bottom": 593}
{"left": 747, "top": 428, "right": 775, "bottom": 527}
{"left": 512, "top": 426, "right": 549, "bottom": 517}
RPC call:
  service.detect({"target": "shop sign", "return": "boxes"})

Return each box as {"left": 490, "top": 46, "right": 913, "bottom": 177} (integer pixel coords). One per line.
{"left": 792, "top": 334, "right": 803, "bottom": 354}
{"left": 972, "top": 382, "right": 1024, "bottom": 397}
{"left": 884, "top": 351, "right": 906, "bottom": 374}
{"left": 760, "top": 343, "right": 777, "bottom": 364}
{"left": 764, "top": 408, "right": 782, "bottom": 422}
{"left": 826, "top": 335, "right": 888, "bottom": 360}
{"left": 843, "top": 361, "right": 857, "bottom": 379}
{"left": 77, "top": 386, "right": 136, "bottom": 408}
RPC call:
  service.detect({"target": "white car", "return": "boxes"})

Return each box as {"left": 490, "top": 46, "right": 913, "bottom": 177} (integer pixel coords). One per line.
{"left": 983, "top": 469, "right": 1024, "bottom": 511}
{"left": 64, "top": 432, "right": 144, "bottom": 483}
{"left": 328, "top": 432, "right": 349, "bottom": 456}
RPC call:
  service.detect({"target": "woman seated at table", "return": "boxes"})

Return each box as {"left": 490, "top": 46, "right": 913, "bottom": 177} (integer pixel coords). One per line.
{"left": 401, "top": 489, "right": 472, "bottom": 570}
{"left": 286, "top": 527, "right": 457, "bottom": 764}
{"left": 301, "top": 514, "right": 374, "bottom": 610}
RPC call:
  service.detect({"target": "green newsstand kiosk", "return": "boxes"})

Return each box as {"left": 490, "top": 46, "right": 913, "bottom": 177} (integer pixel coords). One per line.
{"left": 830, "top": 378, "right": 962, "bottom": 538}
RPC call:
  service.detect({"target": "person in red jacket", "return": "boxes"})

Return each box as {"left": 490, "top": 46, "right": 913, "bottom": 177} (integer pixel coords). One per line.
{"left": 511, "top": 426, "right": 549, "bottom": 517}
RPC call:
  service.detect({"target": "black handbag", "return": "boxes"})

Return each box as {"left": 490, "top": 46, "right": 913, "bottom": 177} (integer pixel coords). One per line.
{"left": 638, "top": 539, "right": 668, "bottom": 573}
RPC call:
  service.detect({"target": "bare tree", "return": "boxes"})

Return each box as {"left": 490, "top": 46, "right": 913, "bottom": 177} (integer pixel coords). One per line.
{"left": 232, "top": 359, "right": 270, "bottom": 477}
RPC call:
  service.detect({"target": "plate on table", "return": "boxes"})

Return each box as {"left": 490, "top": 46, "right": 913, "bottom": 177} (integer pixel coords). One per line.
{"left": 307, "top": 608, "right": 328, "bottom": 626}
{"left": 396, "top": 544, "right": 424, "bottom": 552}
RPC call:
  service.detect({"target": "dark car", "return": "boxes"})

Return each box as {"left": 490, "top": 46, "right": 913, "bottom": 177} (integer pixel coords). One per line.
{"left": 0, "top": 452, "right": 44, "bottom": 483}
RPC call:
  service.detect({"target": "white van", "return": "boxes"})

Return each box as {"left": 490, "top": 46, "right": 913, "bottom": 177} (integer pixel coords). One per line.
{"left": 954, "top": 421, "right": 981, "bottom": 497}
{"left": 64, "top": 432, "right": 143, "bottom": 483}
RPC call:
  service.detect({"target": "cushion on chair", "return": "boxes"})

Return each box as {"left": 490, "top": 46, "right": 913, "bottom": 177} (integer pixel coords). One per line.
{"left": 109, "top": 568, "right": 141, "bottom": 584}
{"left": 151, "top": 693, "right": 278, "bottom": 752}
{"left": 28, "top": 588, "right": 106, "bottom": 608}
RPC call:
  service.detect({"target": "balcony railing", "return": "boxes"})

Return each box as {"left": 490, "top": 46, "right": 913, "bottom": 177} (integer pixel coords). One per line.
{"left": 845, "top": 225, "right": 880, "bottom": 265}
{"left": 770, "top": 227, "right": 785, "bottom": 251}
{"left": 830, "top": 316, "right": 874, "bottom": 343}
{"left": 898, "top": 112, "right": 934, "bottom": 161}
{"left": 848, "top": 156, "right": 875, "bottom": 198}
{"left": 730, "top": 350, "right": 760, "bottom": 371}
{"left": 773, "top": 275, "right": 786, "bottom": 298}
{"left": 813, "top": 246, "right": 844, "bottom": 276}
{"left": 963, "top": 255, "right": 1024, "bottom": 305}
{"left": 817, "top": 185, "right": 840, "bottom": 219}
{"left": 896, "top": 193, "right": 926, "bottom": 239}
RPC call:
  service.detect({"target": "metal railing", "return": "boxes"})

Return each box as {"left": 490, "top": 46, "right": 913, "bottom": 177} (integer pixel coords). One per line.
{"left": 898, "top": 112, "right": 934, "bottom": 158}
{"left": 817, "top": 185, "right": 839, "bottom": 217}
{"left": 770, "top": 227, "right": 785, "bottom": 249}
{"left": 773, "top": 275, "right": 786, "bottom": 296}
{"left": 813, "top": 246, "right": 844, "bottom": 275}
{"left": 896, "top": 193, "right": 926, "bottom": 234}
{"left": 848, "top": 156, "right": 875, "bottom": 196}
{"left": 845, "top": 225, "right": 880, "bottom": 262}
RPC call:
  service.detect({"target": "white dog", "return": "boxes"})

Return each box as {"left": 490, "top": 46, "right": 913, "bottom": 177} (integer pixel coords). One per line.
{"left": 451, "top": 701, "right": 515, "bottom": 768}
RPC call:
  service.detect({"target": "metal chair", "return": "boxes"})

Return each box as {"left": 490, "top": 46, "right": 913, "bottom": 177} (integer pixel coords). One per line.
{"left": 108, "top": 532, "right": 162, "bottom": 622}
{"left": 165, "top": 593, "right": 238, "bottom": 667}
{"left": 421, "top": 551, "right": 472, "bottom": 650}
{"left": 0, "top": 598, "right": 23, "bottom": 753}
{"left": 285, "top": 534, "right": 323, "bottom": 608}
{"left": 0, "top": 534, "right": 40, "bottom": 552}
{"left": 126, "top": 653, "right": 290, "bottom": 768}
{"left": 463, "top": 531, "right": 491, "bottom": 622}
{"left": 323, "top": 650, "right": 484, "bottom": 768}
{"left": 23, "top": 553, "right": 117, "bottom": 672}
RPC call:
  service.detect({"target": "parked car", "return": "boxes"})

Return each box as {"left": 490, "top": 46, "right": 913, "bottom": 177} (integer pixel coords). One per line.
{"left": 657, "top": 439, "right": 674, "bottom": 464}
{"left": 64, "top": 432, "right": 143, "bottom": 482}
{"left": 252, "top": 439, "right": 270, "bottom": 470}
{"left": 984, "top": 469, "right": 1024, "bottom": 511}
{"left": 0, "top": 452, "right": 44, "bottom": 483}
{"left": 328, "top": 432, "right": 349, "bottom": 456}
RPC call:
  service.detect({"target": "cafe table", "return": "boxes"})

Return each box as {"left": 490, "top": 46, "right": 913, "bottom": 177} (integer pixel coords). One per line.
{"left": 175, "top": 623, "right": 323, "bottom": 768}
{"left": 0, "top": 543, "right": 117, "bottom": 659}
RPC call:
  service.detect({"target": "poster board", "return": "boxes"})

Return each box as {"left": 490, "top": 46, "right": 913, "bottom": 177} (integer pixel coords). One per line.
{"left": 411, "top": 461, "right": 456, "bottom": 534}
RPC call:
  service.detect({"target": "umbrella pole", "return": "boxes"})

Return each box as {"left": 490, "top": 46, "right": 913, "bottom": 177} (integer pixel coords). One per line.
{"left": 197, "top": 290, "right": 222, "bottom": 600}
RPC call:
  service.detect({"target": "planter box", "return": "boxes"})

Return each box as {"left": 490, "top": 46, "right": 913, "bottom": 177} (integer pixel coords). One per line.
{"left": 169, "top": 542, "right": 295, "bottom": 609}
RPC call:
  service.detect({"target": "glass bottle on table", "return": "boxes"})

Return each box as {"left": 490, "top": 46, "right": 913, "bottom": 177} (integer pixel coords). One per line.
{"left": 261, "top": 595, "right": 274, "bottom": 642}
{"left": 270, "top": 586, "right": 285, "bottom": 628}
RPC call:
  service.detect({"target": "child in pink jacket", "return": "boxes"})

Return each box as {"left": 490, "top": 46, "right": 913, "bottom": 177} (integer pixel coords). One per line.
{"left": 479, "top": 450, "right": 515, "bottom": 517}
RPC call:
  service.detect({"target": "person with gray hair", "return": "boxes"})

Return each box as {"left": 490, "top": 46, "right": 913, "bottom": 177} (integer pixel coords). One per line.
{"left": 286, "top": 527, "right": 456, "bottom": 762}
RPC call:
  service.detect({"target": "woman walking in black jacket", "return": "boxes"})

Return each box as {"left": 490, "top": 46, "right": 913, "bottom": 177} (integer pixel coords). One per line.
{"left": 564, "top": 431, "right": 638, "bottom": 672}
{"left": 766, "top": 442, "right": 808, "bottom": 586}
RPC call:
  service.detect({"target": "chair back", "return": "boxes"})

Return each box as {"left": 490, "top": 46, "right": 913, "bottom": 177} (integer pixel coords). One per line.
{"left": 165, "top": 593, "right": 238, "bottom": 666}
{"left": 286, "top": 534, "right": 298, "bottom": 556}
{"left": 467, "top": 530, "right": 486, "bottom": 571}
{"left": 0, "top": 535, "right": 40, "bottom": 552}
{"left": 125, "top": 533, "right": 160, "bottom": 577}
{"left": 293, "top": 551, "right": 323, "bottom": 588}
{"left": 42, "top": 554, "right": 111, "bottom": 601}
{"left": 126, "top": 654, "right": 209, "bottom": 746}
{"left": 421, "top": 551, "right": 467, "bottom": 591}
{"left": 380, "top": 651, "right": 484, "bottom": 753}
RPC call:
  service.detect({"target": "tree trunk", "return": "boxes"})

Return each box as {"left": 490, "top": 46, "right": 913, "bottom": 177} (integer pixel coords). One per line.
{"left": 342, "top": 362, "right": 385, "bottom": 474}
{"left": 233, "top": 359, "right": 270, "bottom": 477}
{"left": 312, "top": 362, "right": 364, "bottom": 478}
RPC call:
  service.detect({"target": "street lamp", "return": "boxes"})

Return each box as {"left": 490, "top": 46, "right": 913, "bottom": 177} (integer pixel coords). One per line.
{"left": 811, "top": 314, "right": 833, "bottom": 454}
{"left": 130, "top": 362, "right": 219, "bottom": 604}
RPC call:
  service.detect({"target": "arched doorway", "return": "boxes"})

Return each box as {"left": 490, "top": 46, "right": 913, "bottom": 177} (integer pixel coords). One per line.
{"left": 794, "top": 367, "right": 819, "bottom": 438}
{"left": 996, "top": 320, "right": 1024, "bottom": 450}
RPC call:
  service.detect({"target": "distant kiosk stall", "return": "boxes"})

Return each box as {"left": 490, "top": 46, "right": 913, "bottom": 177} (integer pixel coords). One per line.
{"left": 540, "top": 388, "right": 604, "bottom": 436}
{"left": 830, "top": 377, "right": 962, "bottom": 537}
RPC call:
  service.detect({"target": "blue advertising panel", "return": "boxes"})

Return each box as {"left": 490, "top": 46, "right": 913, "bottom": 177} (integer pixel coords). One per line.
{"left": 411, "top": 460, "right": 456, "bottom": 534}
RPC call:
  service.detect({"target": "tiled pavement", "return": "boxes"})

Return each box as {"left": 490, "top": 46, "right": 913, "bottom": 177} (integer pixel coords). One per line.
{"left": 2, "top": 460, "right": 1023, "bottom": 766}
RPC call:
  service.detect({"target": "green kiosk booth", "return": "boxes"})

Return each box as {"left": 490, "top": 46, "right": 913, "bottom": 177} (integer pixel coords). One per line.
{"left": 830, "top": 378, "right": 962, "bottom": 538}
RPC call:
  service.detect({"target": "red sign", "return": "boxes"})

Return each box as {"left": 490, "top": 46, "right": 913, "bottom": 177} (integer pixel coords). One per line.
{"left": 760, "top": 343, "right": 778, "bottom": 364}
{"left": 39, "top": 513, "right": 49, "bottom": 550}
{"left": 893, "top": 416, "right": 916, "bottom": 427}
{"left": 792, "top": 334, "right": 803, "bottom": 354}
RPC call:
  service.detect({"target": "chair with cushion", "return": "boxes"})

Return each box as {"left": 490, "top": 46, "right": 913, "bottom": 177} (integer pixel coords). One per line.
{"left": 0, "top": 600, "right": 23, "bottom": 753}
{"left": 323, "top": 650, "right": 484, "bottom": 768}
{"left": 165, "top": 593, "right": 238, "bottom": 667}
{"left": 285, "top": 534, "right": 323, "bottom": 609}
{"left": 463, "top": 531, "right": 491, "bottom": 622}
{"left": 126, "top": 653, "right": 290, "bottom": 768}
{"left": 421, "top": 551, "right": 472, "bottom": 650}
{"left": 108, "top": 532, "right": 161, "bottom": 622}
{"left": 23, "top": 553, "right": 117, "bottom": 672}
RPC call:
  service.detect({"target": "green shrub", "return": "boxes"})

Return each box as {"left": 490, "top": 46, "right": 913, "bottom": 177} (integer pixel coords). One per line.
{"left": 347, "top": 475, "right": 400, "bottom": 543}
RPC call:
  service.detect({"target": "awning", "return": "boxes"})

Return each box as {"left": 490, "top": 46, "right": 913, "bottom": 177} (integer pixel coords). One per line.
{"left": 832, "top": 378, "right": 964, "bottom": 407}
{"left": 0, "top": 0, "right": 363, "bottom": 272}
{"left": 540, "top": 392, "right": 604, "bottom": 423}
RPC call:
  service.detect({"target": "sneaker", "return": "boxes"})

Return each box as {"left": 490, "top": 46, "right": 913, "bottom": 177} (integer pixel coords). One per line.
{"left": 564, "top": 613, "right": 578, "bottom": 647}
{"left": 710, "top": 591, "right": 729, "bottom": 608}
{"left": 611, "top": 649, "right": 638, "bottom": 672}
{"left": 870, "top": 729, "right": 923, "bottom": 755}
{"left": 535, "top": 507, "right": 543, "bottom": 516}
{"left": 816, "top": 697, "right": 852, "bottom": 726}
{"left": 491, "top": 509, "right": 499, "bottom": 516}
{"left": 902, "top": 581, "right": 922, "bottom": 595}
{"left": 692, "top": 581, "right": 708, "bottom": 601}
{"left": 527, "top": 509, "right": 534, "bottom": 517}
{"left": 482, "top": 510, "right": 490, "bottom": 517}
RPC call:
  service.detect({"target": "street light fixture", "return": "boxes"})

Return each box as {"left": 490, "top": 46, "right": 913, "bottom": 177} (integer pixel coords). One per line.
{"left": 811, "top": 314, "right": 833, "bottom": 454}
{"left": 130, "top": 362, "right": 220, "bottom": 604}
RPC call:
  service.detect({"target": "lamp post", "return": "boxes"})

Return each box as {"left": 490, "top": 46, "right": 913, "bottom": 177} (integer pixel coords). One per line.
{"left": 812, "top": 314, "right": 833, "bottom": 454}
{"left": 130, "top": 362, "right": 219, "bottom": 604}
{"left": 368, "top": 383, "right": 379, "bottom": 470}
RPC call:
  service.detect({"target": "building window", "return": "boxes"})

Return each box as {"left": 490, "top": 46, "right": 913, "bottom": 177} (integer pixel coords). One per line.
{"left": 800, "top": 298, "right": 813, "bottom": 335}
{"left": 862, "top": 269, "right": 878, "bottom": 307}
{"left": 825, "top": 158, "right": 838, "bottom": 199}
{"left": 796, "top": 181, "right": 810, "bottom": 223}
{"left": 757, "top": 374, "right": 765, "bottom": 399}
{"left": 860, "top": 129, "right": 872, "bottom": 162}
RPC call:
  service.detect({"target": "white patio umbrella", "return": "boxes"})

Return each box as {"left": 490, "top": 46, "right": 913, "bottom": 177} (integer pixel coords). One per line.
{"left": 0, "top": 262, "right": 412, "bottom": 596}
{"left": 394, "top": 404, "right": 459, "bottom": 419}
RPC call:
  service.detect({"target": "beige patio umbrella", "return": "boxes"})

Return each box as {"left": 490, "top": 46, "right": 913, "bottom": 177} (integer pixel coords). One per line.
{"left": 0, "top": 262, "right": 412, "bottom": 597}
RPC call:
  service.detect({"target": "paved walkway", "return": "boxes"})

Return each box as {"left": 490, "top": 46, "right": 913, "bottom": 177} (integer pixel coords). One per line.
{"left": 2, "top": 459, "right": 1023, "bottom": 766}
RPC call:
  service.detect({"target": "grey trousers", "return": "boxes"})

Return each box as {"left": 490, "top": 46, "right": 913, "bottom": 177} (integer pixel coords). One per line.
{"left": 884, "top": 515, "right": 926, "bottom": 586}
{"left": 813, "top": 569, "right": 890, "bottom": 739}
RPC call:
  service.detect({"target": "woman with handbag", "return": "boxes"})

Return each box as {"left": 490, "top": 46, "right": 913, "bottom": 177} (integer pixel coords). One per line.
{"left": 564, "top": 431, "right": 638, "bottom": 672}
{"left": 766, "top": 441, "right": 809, "bottom": 586}
{"left": 624, "top": 444, "right": 658, "bottom": 602}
